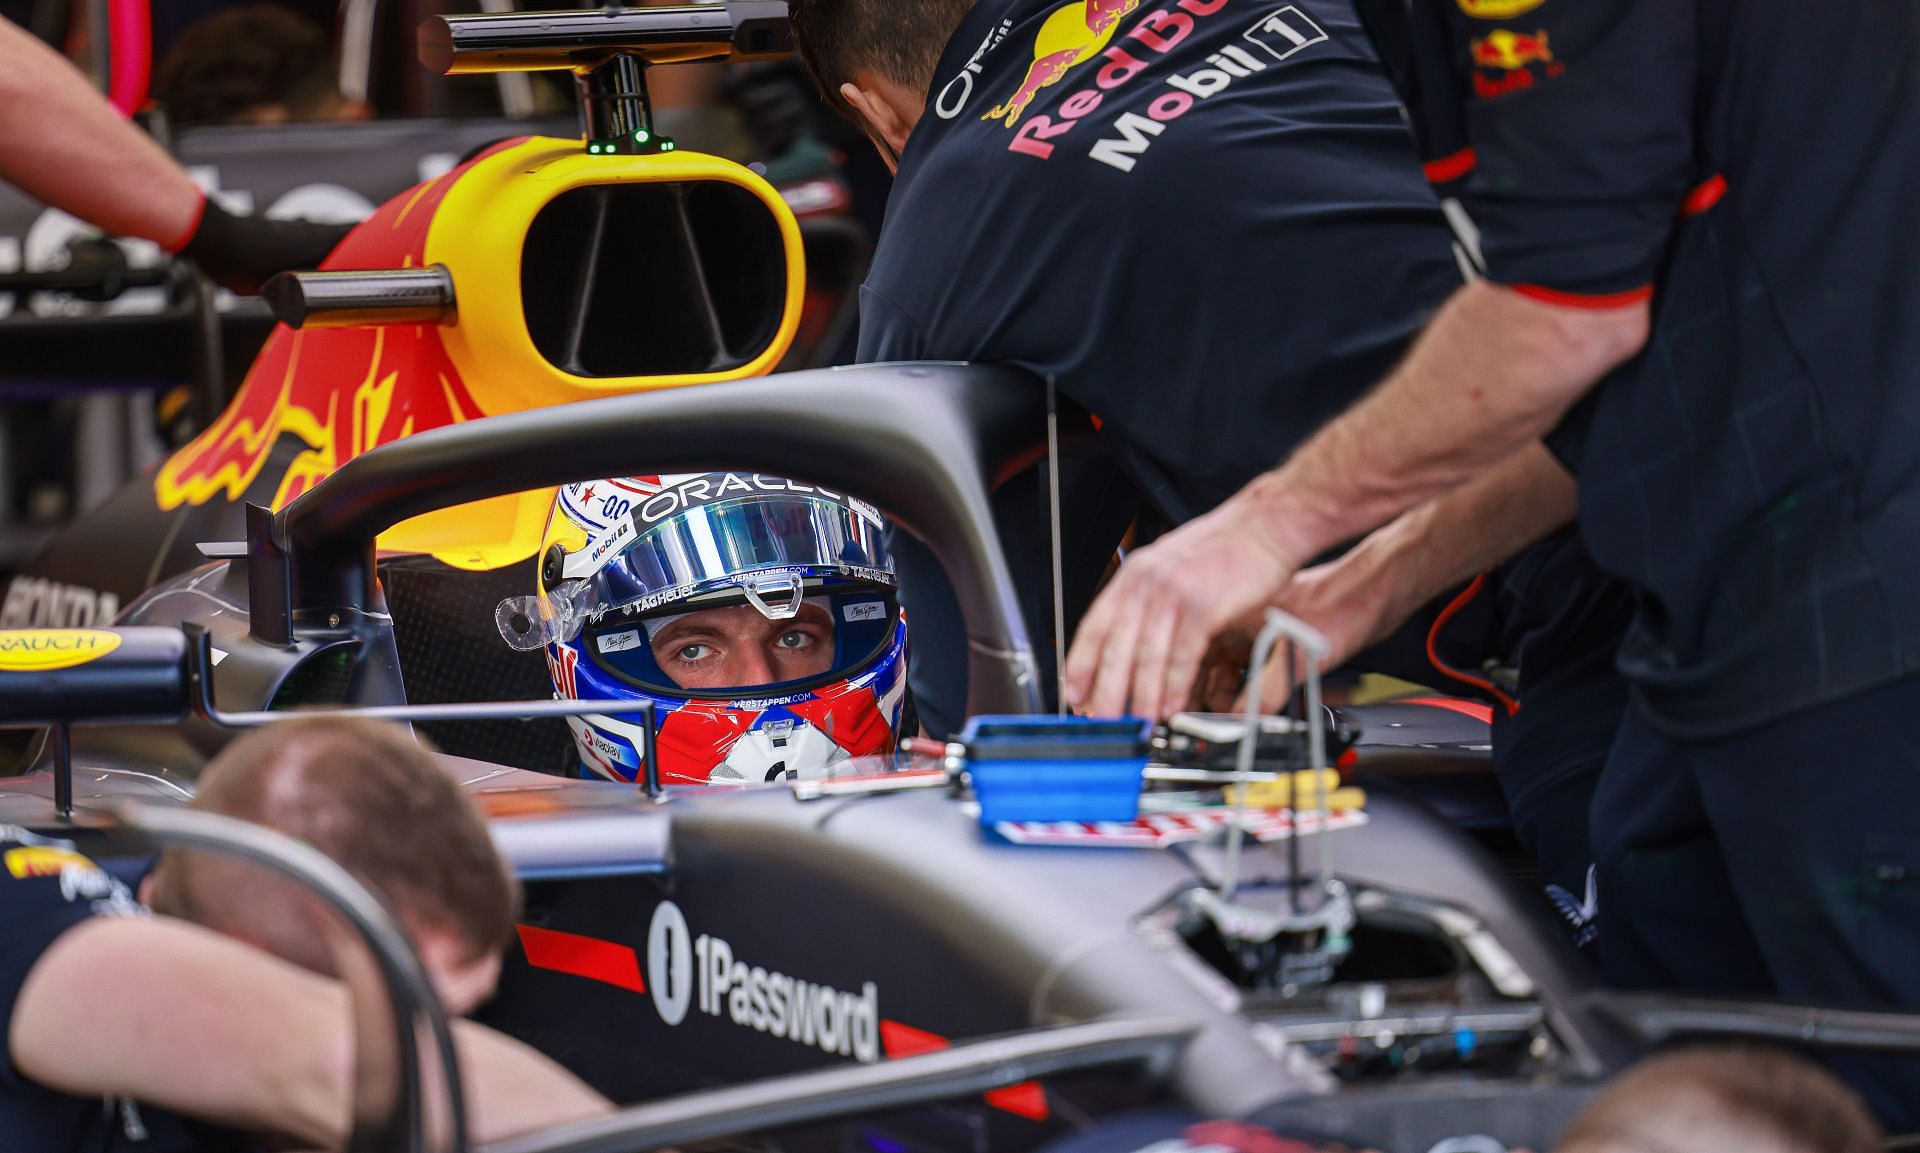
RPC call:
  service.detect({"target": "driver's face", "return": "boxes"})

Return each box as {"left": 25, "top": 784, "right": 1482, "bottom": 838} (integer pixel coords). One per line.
{"left": 651, "top": 602, "right": 836, "bottom": 690}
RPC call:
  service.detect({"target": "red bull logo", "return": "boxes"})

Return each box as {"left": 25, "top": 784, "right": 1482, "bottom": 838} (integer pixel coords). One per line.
{"left": 1470, "top": 28, "right": 1552, "bottom": 71}
{"left": 981, "top": 0, "right": 1142, "bottom": 127}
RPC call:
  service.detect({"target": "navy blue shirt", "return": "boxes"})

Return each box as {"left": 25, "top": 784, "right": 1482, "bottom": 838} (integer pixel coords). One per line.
{"left": 1363, "top": 0, "right": 1920, "bottom": 735}
{"left": 860, "top": 0, "right": 1465, "bottom": 522}
{"left": 1, "top": 832, "right": 247, "bottom": 1153}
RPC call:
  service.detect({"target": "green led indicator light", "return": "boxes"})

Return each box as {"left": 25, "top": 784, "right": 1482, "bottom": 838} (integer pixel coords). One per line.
{"left": 634, "top": 129, "right": 651, "bottom": 144}
{"left": 662, "top": 141, "right": 676, "bottom": 152}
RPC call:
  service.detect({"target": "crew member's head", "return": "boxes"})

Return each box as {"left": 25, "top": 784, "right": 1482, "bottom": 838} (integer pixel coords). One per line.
{"left": 790, "top": 0, "right": 977, "bottom": 169}
{"left": 144, "top": 717, "right": 517, "bottom": 1015}
{"left": 1556, "top": 1046, "right": 1881, "bottom": 1153}
{"left": 155, "top": 3, "right": 372, "bottom": 127}
{"left": 499, "top": 473, "right": 909, "bottom": 786}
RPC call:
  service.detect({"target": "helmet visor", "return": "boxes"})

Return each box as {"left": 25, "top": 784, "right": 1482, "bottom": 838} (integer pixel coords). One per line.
{"left": 498, "top": 486, "right": 894, "bottom": 657}
{"left": 583, "top": 490, "right": 893, "bottom": 611}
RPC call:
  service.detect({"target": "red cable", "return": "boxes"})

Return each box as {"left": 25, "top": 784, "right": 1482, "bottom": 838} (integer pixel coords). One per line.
{"left": 106, "top": 0, "right": 152, "bottom": 117}
{"left": 1425, "top": 573, "right": 1519, "bottom": 716}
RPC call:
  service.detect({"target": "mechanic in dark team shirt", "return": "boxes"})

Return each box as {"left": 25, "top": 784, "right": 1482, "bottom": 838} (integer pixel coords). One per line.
{"left": 790, "top": 0, "right": 1633, "bottom": 921}
{"left": 2, "top": 718, "right": 609, "bottom": 1150}
{"left": 1067, "top": 0, "right": 1920, "bottom": 1124}
{"left": 808, "top": 0, "right": 1467, "bottom": 523}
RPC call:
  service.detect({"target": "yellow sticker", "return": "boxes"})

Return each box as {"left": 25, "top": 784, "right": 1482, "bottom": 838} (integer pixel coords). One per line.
{"left": 1457, "top": 0, "right": 1546, "bottom": 19}
{"left": 5, "top": 845, "right": 95, "bottom": 879}
{"left": 0, "top": 629, "right": 123, "bottom": 672}
{"left": 1472, "top": 28, "right": 1553, "bottom": 71}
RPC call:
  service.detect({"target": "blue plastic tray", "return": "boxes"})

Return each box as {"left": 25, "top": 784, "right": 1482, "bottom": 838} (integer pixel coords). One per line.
{"left": 960, "top": 716, "right": 1150, "bottom": 824}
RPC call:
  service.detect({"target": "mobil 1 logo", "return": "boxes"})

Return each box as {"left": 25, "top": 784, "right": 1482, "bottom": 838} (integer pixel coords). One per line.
{"left": 1086, "top": 4, "right": 1333, "bottom": 173}
{"left": 1244, "top": 6, "right": 1328, "bottom": 62}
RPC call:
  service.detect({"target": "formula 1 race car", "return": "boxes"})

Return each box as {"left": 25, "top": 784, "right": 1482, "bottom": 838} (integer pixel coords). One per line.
{"left": 12, "top": 361, "right": 1920, "bottom": 1153}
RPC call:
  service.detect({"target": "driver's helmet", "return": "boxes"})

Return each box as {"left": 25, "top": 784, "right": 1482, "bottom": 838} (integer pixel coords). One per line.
{"left": 498, "top": 473, "right": 908, "bottom": 785}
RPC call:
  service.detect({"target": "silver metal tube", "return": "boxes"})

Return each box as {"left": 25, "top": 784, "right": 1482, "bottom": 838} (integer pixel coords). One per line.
{"left": 1046, "top": 375, "right": 1067, "bottom": 716}
{"left": 1220, "top": 609, "right": 1329, "bottom": 902}
{"left": 261, "top": 266, "right": 456, "bottom": 330}
{"left": 205, "top": 697, "right": 648, "bottom": 729}
{"left": 419, "top": 3, "right": 791, "bottom": 76}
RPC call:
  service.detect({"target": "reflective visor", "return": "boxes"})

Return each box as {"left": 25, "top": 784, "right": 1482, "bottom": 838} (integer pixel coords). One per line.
{"left": 588, "top": 492, "right": 893, "bottom": 613}
{"left": 498, "top": 491, "right": 896, "bottom": 654}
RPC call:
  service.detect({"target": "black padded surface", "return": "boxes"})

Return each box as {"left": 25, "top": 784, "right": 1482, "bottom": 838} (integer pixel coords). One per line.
{"left": 380, "top": 554, "right": 575, "bottom": 775}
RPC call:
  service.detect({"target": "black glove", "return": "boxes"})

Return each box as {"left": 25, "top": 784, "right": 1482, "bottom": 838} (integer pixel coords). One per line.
{"left": 175, "top": 197, "right": 353, "bottom": 294}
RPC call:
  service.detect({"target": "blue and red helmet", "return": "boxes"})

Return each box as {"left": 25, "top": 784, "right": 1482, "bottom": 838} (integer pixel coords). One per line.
{"left": 499, "top": 474, "right": 908, "bottom": 785}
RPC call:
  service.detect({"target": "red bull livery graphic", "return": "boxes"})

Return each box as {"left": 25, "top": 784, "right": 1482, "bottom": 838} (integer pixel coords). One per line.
{"left": 1471, "top": 28, "right": 1551, "bottom": 70}
{"left": 981, "top": 2, "right": 1327, "bottom": 174}
{"left": 1468, "top": 27, "right": 1563, "bottom": 99}
{"left": 980, "top": 0, "right": 1141, "bottom": 127}
{"left": 153, "top": 145, "right": 510, "bottom": 513}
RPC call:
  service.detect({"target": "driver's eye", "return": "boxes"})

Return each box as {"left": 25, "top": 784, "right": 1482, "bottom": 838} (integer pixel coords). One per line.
{"left": 676, "top": 643, "right": 714, "bottom": 662}
{"left": 776, "top": 631, "right": 812, "bottom": 650}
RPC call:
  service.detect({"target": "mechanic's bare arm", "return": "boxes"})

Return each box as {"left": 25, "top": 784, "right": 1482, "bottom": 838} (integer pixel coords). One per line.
{"left": 1238, "top": 442, "right": 1577, "bottom": 709}
{"left": 1067, "top": 281, "right": 1644, "bottom": 719}
{"left": 1248, "top": 282, "right": 1643, "bottom": 571}
{"left": 12, "top": 917, "right": 351, "bottom": 1147}
{"left": 0, "top": 16, "right": 202, "bottom": 247}
{"left": 452, "top": 1016, "right": 615, "bottom": 1142}
{"left": 11, "top": 917, "right": 610, "bottom": 1150}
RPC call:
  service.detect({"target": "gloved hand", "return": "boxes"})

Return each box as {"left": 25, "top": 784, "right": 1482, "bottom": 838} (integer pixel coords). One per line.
{"left": 173, "top": 196, "right": 353, "bottom": 294}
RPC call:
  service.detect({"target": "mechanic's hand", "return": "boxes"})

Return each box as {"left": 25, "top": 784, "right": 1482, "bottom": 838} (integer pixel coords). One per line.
{"left": 175, "top": 196, "right": 354, "bottom": 294}
{"left": 1192, "top": 631, "right": 1255, "bottom": 713}
{"left": 1190, "top": 558, "right": 1389, "bottom": 713}
{"left": 1064, "top": 490, "right": 1308, "bottom": 720}
{"left": 1229, "top": 550, "right": 1406, "bottom": 713}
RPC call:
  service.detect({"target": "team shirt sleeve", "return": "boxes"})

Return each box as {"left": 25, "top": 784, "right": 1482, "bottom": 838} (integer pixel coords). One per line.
{"left": 0, "top": 844, "right": 111, "bottom": 1088}
{"left": 1440, "top": 0, "right": 1699, "bottom": 303}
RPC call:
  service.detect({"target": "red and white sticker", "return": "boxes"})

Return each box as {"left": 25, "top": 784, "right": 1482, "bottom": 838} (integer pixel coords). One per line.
{"left": 995, "top": 807, "right": 1367, "bottom": 848}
